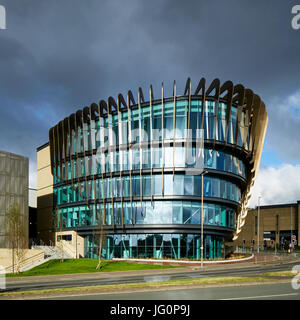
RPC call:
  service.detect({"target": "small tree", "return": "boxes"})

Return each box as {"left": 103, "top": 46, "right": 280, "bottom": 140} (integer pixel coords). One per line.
{"left": 52, "top": 208, "right": 64, "bottom": 262}
{"left": 5, "top": 202, "right": 27, "bottom": 273}
{"left": 96, "top": 210, "right": 108, "bottom": 270}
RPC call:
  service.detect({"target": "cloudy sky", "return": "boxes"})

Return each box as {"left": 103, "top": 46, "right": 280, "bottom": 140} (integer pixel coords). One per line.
{"left": 0, "top": 0, "right": 300, "bottom": 207}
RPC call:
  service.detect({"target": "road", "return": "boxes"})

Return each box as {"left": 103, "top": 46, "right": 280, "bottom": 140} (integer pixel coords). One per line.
{"left": 41, "top": 282, "right": 300, "bottom": 300}
{"left": 3, "top": 260, "right": 300, "bottom": 293}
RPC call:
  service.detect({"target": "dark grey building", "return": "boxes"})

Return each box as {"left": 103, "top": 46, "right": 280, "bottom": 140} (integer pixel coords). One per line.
{"left": 0, "top": 151, "right": 29, "bottom": 248}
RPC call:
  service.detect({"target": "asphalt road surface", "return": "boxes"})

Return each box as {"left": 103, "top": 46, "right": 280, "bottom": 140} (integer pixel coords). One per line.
{"left": 3, "top": 260, "right": 300, "bottom": 293}
{"left": 41, "top": 282, "right": 300, "bottom": 300}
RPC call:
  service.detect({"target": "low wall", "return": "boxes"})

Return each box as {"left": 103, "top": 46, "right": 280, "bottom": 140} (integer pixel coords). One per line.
{"left": 112, "top": 254, "right": 254, "bottom": 266}
{"left": 55, "top": 231, "right": 85, "bottom": 258}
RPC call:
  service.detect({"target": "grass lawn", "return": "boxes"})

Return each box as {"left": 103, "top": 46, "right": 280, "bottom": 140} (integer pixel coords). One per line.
{"left": 6, "top": 259, "right": 180, "bottom": 277}
{"left": 261, "top": 270, "right": 300, "bottom": 277}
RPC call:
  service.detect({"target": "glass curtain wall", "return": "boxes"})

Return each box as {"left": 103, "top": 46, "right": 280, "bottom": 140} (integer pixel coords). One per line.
{"left": 85, "top": 233, "right": 224, "bottom": 260}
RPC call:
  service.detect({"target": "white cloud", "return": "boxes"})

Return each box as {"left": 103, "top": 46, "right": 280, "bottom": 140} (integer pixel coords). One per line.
{"left": 249, "top": 164, "right": 300, "bottom": 208}
{"left": 288, "top": 91, "right": 300, "bottom": 110}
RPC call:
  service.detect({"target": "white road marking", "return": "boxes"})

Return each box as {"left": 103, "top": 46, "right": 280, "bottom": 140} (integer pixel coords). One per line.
{"left": 220, "top": 292, "right": 299, "bottom": 300}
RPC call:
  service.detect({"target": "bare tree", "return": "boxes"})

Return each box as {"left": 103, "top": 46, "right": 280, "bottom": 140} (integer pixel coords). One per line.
{"left": 5, "top": 202, "right": 27, "bottom": 273}
{"left": 96, "top": 210, "right": 108, "bottom": 270}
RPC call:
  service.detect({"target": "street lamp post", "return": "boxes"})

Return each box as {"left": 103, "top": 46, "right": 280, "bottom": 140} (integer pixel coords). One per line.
{"left": 201, "top": 170, "right": 208, "bottom": 268}
{"left": 257, "top": 196, "right": 261, "bottom": 253}
{"left": 76, "top": 224, "right": 78, "bottom": 259}
{"left": 291, "top": 205, "right": 293, "bottom": 254}
{"left": 75, "top": 213, "right": 79, "bottom": 259}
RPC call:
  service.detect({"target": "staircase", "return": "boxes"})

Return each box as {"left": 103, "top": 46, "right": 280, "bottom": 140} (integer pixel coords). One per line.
{"left": 10, "top": 245, "right": 73, "bottom": 272}
{"left": 4, "top": 250, "right": 45, "bottom": 273}
{"left": 32, "top": 245, "right": 73, "bottom": 260}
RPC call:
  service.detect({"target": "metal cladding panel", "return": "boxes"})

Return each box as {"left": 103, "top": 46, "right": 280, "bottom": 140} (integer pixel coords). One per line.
{"left": 0, "top": 151, "right": 29, "bottom": 248}
{"left": 48, "top": 77, "right": 268, "bottom": 240}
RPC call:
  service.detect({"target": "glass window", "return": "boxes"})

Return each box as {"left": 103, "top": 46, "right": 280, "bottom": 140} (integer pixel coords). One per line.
{"left": 164, "top": 175, "right": 173, "bottom": 195}
{"left": 172, "top": 202, "right": 182, "bottom": 224}
{"left": 221, "top": 206, "right": 227, "bottom": 226}
{"left": 175, "top": 116, "right": 186, "bottom": 139}
{"left": 137, "top": 234, "right": 146, "bottom": 258}
{"left": 208, "top": 204, "right": 215, "bottom": 225}
{"left": 220, "top": 180, "right": 226, "bottom": 199}
{"left": 211, "top": 178, "right": 220, "bottom": 198}
{"left": 141, "top": 117, "right": 150, "bottom": 142}
{"left": 205, "top": 149, "right": 216, "bottom": 169}
{"left": 226, "top": 182, "right": 231, "bottom": 200}
{"left": 135, "top": 202, "right": 143, "bottom": 224}
{"left": 216, "top": 151, "right": 225, "bottom": 171}
{"left": 142, "top": 148, "right": 151, "bottom": 169}
{"left": 145, "top": 203, "right": 154, "bottom": 224}
{"left": 152, "top": 148, "right": 162, "bottom": 168}
{"left": 174, "top": 147, "right": 185, "bottom": 167}
{"left": 133, "top": 176, "right": 140, "bottom": 197}
{"left": 191, "top": 203, "right": 200, "bottom": 224}
{"left": 194, "top": 176, "right": 201, "bottom": 196}
{"left": 153, "top": 116, "right": 162, "bottom": 141}
{"left": 164, "top": 116, "right": 173, "bottom": 139}
{"left": 164, "top": 146, "right": 173, "bottom": 168}
{"left": 174, "top": 175, "right": 184, "bottom": 195}
{"left": 184, "top": 175, "right": 194, "bottom": 195}
{"left": 204, "top": 177, "right": 211, "bottom": 196}
{"left": 161, "top": 202, "right": 172, "bottom": 224}
{"left": 143, "top": 176, "right": 151, "bottom": 196}
{"left": 124, "top": 202, "right": 132, "bottom": 224}
{"left": 153, "top": 175, "right": 162, "bottom": 195}
{"left": 183, "top": 202, "right": 191, "bottom": 224}
{"left": 225, "top": 154, "right": 232, "bottom": 172}
{"left": 215, "top": 206, "right": 221, "bottom": 226}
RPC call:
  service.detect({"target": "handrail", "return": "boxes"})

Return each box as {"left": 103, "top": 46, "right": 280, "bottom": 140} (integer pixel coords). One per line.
{"left": 5, "top": 250, "right": 45, "bottom": 273}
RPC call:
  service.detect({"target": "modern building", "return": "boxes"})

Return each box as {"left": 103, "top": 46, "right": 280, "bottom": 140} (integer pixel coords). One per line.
{"left": 29, "top": 188, "right": 37, "bottom": 246}
{"left": 0, "top": 150, "right": 29, "bottom": 248}
{"left": 233, "top": 201, "right": 300, "bottom": 251}
{"left": 36, "top": 143, "right": 54, "bottom": 245}
{"left": 38, "top": 77, "right": 268, "bottom": 259}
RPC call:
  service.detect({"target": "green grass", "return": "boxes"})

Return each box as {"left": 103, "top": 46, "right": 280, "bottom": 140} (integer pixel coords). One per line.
{"left": 260, "top": 270, "right": 300, "bottom": 277}
{"left": 6, "top": 259, "right": 181, "bottom": 277}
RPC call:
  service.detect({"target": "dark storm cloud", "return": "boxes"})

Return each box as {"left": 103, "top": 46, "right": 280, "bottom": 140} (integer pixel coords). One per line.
{"left": 0, "top": 0, "right": 300, "bottom": 186}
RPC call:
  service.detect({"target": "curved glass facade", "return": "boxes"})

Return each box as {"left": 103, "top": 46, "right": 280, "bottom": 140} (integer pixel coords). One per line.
{"left": 54, "top": 148, "right": 246, "bottom": 182}
{"left": 54, "top": 175, "right": 241, "bottom": 204}
{"left": 49, "top": 79, "right": 268, "bottom": 260}
{"left": 86, "top": 234, "right": 224, "bottom": 260}
{"left": 55, "top": 201, "right": 235, "bottom": 229}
